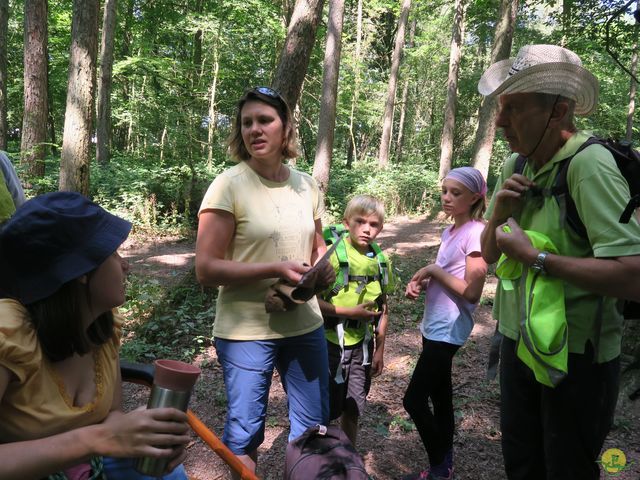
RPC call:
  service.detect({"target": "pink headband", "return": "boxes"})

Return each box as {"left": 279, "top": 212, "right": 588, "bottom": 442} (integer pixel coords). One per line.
{"left": 444, "top": 167, "right": 487, "bottom": 196}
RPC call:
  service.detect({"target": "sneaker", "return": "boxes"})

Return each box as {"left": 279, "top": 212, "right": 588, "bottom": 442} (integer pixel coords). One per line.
{"left": 400, "top": 470, "right": 431, "bottom": 480}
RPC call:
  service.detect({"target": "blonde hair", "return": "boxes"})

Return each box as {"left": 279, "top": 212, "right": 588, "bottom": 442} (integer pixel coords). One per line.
{"left": 469, "top": 197, "right": 487, "bottom": 221}
{"left": 343, "top": 194, "right": 385, "bottom": 224}
{"left": 227, "top": 89, "right": 299, "bottom": 162}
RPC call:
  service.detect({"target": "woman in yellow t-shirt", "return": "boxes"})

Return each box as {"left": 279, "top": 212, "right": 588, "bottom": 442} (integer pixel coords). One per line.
{"left": 0, "top": 192, "right": 190, "bottom": 480}
{"left": 196, "top": 87, "right": 334, "bottom": 478}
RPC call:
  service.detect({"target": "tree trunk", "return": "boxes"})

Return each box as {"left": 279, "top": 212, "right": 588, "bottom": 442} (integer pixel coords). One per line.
{"left": 347, "top": 0, "right": 363, "bottom": 168}
{"left": 395, "top": 18, "right": 416, "bottom": 163}
{"left": 378, "top": 0, "right": 412, "bottom": 168}
{"left": 438, "top": 0, "right": 466, "bottom": 181}
{"left": 626, "top": 0, "right": 640, "bottom": 142}
{"left": 0, "top": 0, "right": 7, "bottom": 151}
{"left": 561, "top": 0, "right": 571, "bottom": 47}
{"left": 312, "top": 0, "right": 345, "bottom": 194}
{"left": 96, "top": 0, "right": 117, "bottom": 165}
{"left": 272, "top": 0, "right": 325, "bottom": 111}
{"left": 471, "top": 0, "right": 518, "bottom": 178}
{"left": 207, "top": 49, "right": 219, "bottom": 169}
{"left": 21, "top": 0, "right": 48, "bottom": 179}
{"left": 59, "top": 0, "right": 100, "bottom": 195}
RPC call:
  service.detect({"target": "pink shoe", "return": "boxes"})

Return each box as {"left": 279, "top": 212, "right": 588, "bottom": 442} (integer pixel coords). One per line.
{"left": 401, "top": 469, "right": 431, "bottom": 480}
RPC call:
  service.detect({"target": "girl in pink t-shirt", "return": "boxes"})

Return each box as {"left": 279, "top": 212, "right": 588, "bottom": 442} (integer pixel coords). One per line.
{"left": 402, "top": 167, "right": 488, "bottom": 480}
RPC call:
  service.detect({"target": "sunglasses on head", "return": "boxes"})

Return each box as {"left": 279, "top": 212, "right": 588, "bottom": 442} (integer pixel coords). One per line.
{"left": 253, "top": 86, "right": 283, "bottom": 100}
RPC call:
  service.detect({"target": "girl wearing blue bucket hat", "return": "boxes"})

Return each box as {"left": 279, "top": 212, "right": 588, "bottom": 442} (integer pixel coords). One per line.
{"left": 0, "top": 192, "right": 190, "bottom": 480}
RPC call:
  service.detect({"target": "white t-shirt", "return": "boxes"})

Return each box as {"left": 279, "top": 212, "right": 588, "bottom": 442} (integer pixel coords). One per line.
{"left": 420, "top": 219, "right": 484, "bottom": 345}
{"left": 199, "top": 161, "right": 325, "bottom": 340}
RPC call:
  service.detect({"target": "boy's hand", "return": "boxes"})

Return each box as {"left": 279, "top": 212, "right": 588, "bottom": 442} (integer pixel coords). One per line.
{"left": 371, "top": 348, "right": 384, "bottom": 377}
{"left": 346, "top": 302, "right": 383, "bottom": 320}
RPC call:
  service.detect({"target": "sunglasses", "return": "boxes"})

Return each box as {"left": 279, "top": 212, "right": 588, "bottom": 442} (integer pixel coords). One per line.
{"left": 253, "top": 86, "right": 283, "bottom": 100}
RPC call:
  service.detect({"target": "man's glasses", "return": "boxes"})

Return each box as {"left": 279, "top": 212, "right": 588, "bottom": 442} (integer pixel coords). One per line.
{"left": 253, "top": 86, "right": 283, "bottom": 100}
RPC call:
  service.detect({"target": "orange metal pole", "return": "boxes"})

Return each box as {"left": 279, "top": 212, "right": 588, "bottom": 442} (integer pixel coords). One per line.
{"left": 186, "top": 410, "right": 260, "bottom": 480}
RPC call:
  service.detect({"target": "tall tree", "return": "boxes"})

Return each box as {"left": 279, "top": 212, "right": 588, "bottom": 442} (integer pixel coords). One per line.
{"left": 96, "top": 0, "right": 117, "bottom": 165}
{"left": 347, "top": 0, "right": 363, "bottom": 168}
{"left": 312, "top": 0, "right": 346, "bottom": 193}
{"left": 626, "top": 0, "right": 640, "bottom": 142}
{"left": 471, "top": 0, "right": 518, "bottom": 178}
{"left": 59, "top": 0, "right": 100, "bottom": 194}
{"left": 395, "top": 17, "right": 416, "bottom": 163}
{"left": 378, "top": 0, "right": 412, "bottom": 167}
{"left": 438, "top": 0, "right": 466, "bottom": 180}
{"left": 272, "top": 0, "right": 325, "bottom": 110}
{"left": 0, "top": 0, "right": 7, "bottom": 151}
{"left": 21, "top": 0, "right": 48, "bottom": 179}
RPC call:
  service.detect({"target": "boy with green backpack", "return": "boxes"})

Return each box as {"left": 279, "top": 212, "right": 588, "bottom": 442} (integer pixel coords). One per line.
{"left": 317, "top": 194, "right": 394, "bottom": 447}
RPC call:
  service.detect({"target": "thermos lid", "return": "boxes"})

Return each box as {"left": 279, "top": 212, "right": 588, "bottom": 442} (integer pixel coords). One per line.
{"left": 154, "top": 359, "right": 201, "bottom": 391}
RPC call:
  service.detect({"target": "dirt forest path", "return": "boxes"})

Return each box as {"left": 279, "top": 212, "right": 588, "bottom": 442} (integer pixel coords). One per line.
{"left": 122, "top": 215, "right": 640, "bottom": 480}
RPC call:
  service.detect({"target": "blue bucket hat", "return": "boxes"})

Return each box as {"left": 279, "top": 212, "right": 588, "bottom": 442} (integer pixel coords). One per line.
{"left": 0, "top": 191, "right": 132, "bottom": 305}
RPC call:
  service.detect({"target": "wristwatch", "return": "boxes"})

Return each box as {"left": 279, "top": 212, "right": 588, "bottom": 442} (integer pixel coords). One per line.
{"left": 531, "top": 251, "right": 549, "bottom": 275}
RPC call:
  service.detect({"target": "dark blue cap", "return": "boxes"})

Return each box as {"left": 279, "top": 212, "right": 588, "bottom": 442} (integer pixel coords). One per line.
{"left": 0, "top": 191, "right": 132, "bottom": 304}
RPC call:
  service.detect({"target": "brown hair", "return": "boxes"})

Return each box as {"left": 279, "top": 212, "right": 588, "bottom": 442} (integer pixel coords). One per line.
{"left": 227, "top": 88, "right": 299, "bottom": 161}
{"left": 26, "top": 275, "right": 115, "bottom": 362}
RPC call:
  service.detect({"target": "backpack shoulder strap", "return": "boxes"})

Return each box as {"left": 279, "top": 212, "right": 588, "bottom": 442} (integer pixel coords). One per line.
{"left": 514, "top": 155, "right": 527, "bottom": 175}
{"left": 369, "top": 241, "right": 389, "bottom": 290}
{"left": 550, "top": 137, "right": 603, "bottom": 239}
{"left": 323, "top": 226, "right": 350, "bottom": 299}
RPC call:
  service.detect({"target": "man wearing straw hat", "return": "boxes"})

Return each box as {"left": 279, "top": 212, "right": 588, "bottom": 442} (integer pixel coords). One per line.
{"left": 478, "top": 44, "right": 640, "bottom": 479}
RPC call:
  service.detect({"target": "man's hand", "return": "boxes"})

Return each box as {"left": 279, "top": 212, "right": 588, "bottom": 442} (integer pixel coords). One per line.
{"left": 495, "top": 217, "right": 538, "bottom": 264}
{"left": 491, "top": 173, "right": 535, "bottom": 224}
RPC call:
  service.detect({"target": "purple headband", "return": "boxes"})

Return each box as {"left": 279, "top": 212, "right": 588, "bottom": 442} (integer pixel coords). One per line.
{"left": 444, "top": 167, "right": 487, "bottom": 196}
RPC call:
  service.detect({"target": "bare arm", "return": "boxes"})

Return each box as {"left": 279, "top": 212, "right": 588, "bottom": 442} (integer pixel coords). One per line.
{"left": 0, "top": 362, "right": 190, "bottom": 480}
{"left": 406, "top": 253, "right": 488, "bottom": 304}
{"left": 371, "top": 299, "right": 389, "bottom": 377}
{"left": 496, "top": 217, "right": 640, "bottom": 301}
{"left": 195, "top": 209, "right": 310, "bottom": 287}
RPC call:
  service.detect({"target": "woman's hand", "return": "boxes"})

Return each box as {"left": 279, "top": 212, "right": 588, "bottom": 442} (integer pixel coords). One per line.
{"left": 94, "top": 408, "right": 190, "bottom": 461}
{"left": 276, "top": 261, "right": 312, "bottom": 285}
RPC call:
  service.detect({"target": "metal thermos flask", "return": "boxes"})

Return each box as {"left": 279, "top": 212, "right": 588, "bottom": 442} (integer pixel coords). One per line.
{"left": 135, "top": 359, "right": 201, "bottom": 477}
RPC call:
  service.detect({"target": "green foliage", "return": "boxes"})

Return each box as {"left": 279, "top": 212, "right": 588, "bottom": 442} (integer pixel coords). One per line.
{"left": 324, "top": 161, "right": 440, "bottom": 222}
{"left": 120, "top": 271, "right": 217, "bottom": 362}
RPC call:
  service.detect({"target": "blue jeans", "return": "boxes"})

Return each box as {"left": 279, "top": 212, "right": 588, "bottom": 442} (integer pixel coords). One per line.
{"left": 215, "top": 326, "right": 329, "bottom": 455}
{"left": 102, "top": 457, "right": 187, "bottom": 480}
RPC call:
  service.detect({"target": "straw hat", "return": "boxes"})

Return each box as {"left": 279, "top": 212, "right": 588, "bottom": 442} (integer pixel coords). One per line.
{"left": 478, "top": 44, "right": 599, "bottom": 116}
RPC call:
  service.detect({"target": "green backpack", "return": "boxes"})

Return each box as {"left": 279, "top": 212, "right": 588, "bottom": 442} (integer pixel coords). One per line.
{"left": 321, "top": 224, "right": 391, "bottom": 383}
{"left": 322, "top": 224, "right": 390, "bottom": 302}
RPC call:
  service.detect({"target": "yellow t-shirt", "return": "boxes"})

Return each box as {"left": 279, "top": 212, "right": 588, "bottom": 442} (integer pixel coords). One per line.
{"left": 199, "top": 162, "right": 325, "bottom": 340}
{"left": 0, "top": 300, "right": 121, "bottom": 442}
